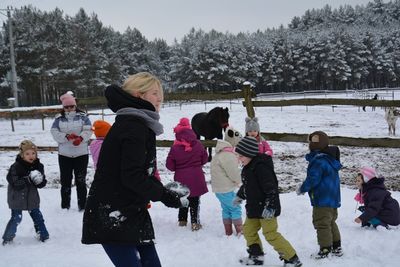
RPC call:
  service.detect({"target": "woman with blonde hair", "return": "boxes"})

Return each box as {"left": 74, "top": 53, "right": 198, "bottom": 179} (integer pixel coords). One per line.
{"left": 82, "top": 72, "right": 188, "bottom": 267}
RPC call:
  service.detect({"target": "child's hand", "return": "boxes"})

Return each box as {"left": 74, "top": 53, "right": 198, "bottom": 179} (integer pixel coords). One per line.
{"left": 354, "top": 217, "right": 362, "bottom": 224}
{"left": 232, "top": 196, "right": 243, "bottom": 206}
{"left": 261, "top": 207, "right": 275, "bottom": 219}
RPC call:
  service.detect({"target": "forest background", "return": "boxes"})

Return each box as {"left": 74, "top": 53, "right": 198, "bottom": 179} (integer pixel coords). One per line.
{"left": 0, "top": 0, "right": 400, "bottom": 107}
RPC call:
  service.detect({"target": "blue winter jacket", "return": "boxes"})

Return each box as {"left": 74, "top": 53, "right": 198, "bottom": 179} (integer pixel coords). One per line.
{"left": 300, "top": 150, "right": 342, "bottom": 208}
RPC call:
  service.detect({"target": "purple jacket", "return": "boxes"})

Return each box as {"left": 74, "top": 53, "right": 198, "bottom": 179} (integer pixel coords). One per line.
{"left": 89, "top": 138, "right": 104, "bottom": 169}
{"left": 360, "top": 177, "right": 400, "bottom": 226}
{"left": 166, "top": 128, "right": 208, "bottom": 197}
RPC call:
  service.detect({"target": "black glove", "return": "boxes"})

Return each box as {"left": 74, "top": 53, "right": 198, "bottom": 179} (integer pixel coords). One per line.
{"left": 358, "top": 206, "right": 366, "bottom": 213}
{"left": 161, "top": 189, "right": 188, "bottom": 208}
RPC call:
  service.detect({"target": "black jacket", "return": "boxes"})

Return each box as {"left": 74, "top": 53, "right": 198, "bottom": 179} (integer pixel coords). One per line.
{"left": 359, "top": 178, "right": 400, "bottom": 226}
{"left": 237, "top": 154, "right": 281, "bottom": 218}
{"left": 7, "top": 155, "right": 46, "bottom": 210}
{"left": 82, "top": 85, "right": 180, "bottom": 245}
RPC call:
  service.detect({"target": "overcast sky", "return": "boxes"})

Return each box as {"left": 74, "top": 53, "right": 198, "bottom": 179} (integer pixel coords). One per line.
{"left": 2, "top": 0, "right": 378, "bottom": 44}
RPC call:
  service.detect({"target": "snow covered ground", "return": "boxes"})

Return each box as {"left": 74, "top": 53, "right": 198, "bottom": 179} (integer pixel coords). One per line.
{"left": 0, "top": 92, "right": 400, "bottom": 266}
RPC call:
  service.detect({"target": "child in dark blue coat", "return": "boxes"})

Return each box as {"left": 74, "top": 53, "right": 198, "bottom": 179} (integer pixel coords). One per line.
{"left": 354, "top": 166, "right": 400, "bottom": 229}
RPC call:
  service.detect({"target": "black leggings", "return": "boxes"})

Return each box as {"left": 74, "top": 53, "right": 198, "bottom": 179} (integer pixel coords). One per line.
{"left": 178, "top": 196, "right": 200, "bottom": 224}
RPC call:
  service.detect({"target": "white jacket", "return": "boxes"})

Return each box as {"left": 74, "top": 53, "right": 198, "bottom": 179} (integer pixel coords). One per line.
{"left": 210, "top": 140, "right": 241, "bottom": 193}
{"left": 51, "top": 111, "right": 92, "bottom": 158}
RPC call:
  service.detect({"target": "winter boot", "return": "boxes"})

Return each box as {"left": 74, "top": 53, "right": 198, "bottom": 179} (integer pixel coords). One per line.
{"left": 312, "top": 247, "right": 331, "bottom": 259}
{"left": 283, "top": 254, "right": 302, "bottom": 267}
{"left": 239, "top": 244, "right": 264, "bottom": 265}
{"left": 178, "top": 221, "right": 187, "bottom": 227}
{"left": 233, "top": 218, "right": 243, "bottom": 236}
{"left": 224, "top": 223, "right": 233, "bottom": 236}
{"left": 191, "top": 223, "right": 202, "bottom": 231}
{"left": 332, "top": 240, "right": 343, "bottom": 257}
{"left": 2, "top": 239, "right": 12, "bottom": 246}
{"left": 223, "top": 218, "right": 233, "bottom": 236}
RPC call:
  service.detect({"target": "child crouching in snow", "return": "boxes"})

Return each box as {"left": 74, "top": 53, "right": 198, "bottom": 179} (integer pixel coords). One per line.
{"left": 354, "top": 167, "right": 400, "bottom": 229}
{"left": 234, "top": 136, "right": 302, "bottom": 266}
{"left": 2, "top": 140, "right": 49, "bottom": 245}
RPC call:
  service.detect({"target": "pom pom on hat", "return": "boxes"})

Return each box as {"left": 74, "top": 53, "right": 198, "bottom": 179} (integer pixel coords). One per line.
{"left": 360, "top": 166, "right": 377, "bottom": 183}
{"left": 245, "top": 117, "right": 260, "bottom": 133}
{"left": 19, "top": 140, "right": 37, "bottom": 156}
{"left": 60, "top": 93, "right": 76, "bottom": 107}
{"left": 173, "top": 117, "right": 191, "bottom": 134}
{"left": 235, "top": 136, "right": 259, "bottom": 158}
{"left": 92, "top": 120, "right": 111, "bottom": 138}
{"left": 308, "top": 131, "right": 329, "bottom": 151}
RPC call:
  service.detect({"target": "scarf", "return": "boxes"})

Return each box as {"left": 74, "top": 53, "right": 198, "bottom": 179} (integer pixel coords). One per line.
{"left": 174, "top": 139, "right": 192, "bottom": 152}
{"left": 116, "top": 107, "right": 164, "bottom": 136}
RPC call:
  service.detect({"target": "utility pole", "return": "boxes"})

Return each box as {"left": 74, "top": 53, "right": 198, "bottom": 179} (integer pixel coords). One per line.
{"left": 7, "top": 6, "right": 19, "bottom": 107}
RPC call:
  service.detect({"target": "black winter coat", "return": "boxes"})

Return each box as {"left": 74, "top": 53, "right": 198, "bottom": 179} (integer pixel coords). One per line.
{"left": 7, "top": 155, "right": 47, "bottom": 210}
{"left": 359, "top": 178, "right": 400, "bottom": 226}
{"left": 82, "top": 85, "right": 178, "bottom": 245}
{"left": 237, "top": 154, "right": 281, "bottom": 218}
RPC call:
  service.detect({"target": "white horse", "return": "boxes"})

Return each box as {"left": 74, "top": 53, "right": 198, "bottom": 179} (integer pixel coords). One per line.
{"left": 384, "top": 107, "right": 399, "bottom": 136}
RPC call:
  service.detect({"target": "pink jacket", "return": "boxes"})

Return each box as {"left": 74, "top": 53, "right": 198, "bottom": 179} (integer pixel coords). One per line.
{"left": 89, "top": 138, "right": 104, "bottom": 169}
{"left": 258, "top": 139, "right": 273, "bottom": 157}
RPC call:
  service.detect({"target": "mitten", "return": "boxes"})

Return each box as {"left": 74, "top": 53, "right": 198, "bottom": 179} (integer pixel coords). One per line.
{"left": 164, "top": 181, "right": 190, "bottom": 197}
{"left": 296, "top": 183, "right": 304, "bottom": 195}
{"left": 180, "top": 196, "right": 189, "bottom": 208}
{"left": 29, "top": 170, "right": 44, "bottom": 185}
{"left": 261, "top": 207, "right": 275, "bottom": 219}
{"left": 161, "top": 189, "right": 182, "bottom": 208}
{"left": 66, "top": 133, "right": 78, "bottom": 141}
{"left": 233, "top": 196, "right": 243, "bottom": 206}
{"left": 72, "top": 136, "right": 83, "bottom": 146}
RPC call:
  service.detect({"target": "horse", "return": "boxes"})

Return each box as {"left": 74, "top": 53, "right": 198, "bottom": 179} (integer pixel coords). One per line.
{"left": 384, "top": 107, "right": 400, "bottom": 136}
{"left": 191, "top": 107, "right": 230, "bottom": 161}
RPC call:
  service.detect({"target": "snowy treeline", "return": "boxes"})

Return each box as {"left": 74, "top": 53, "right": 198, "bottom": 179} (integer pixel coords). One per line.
{"left": 1, "top": 0, "right": 400, "bottom": 106}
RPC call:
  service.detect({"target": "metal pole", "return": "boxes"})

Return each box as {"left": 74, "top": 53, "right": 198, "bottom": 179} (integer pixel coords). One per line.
{"left": 7, "top": 7, "right": 19, "bottom": 107}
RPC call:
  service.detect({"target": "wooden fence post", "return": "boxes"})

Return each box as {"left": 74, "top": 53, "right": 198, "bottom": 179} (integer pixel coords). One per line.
{"left": 242, "top": 82, "right": 255, "bottom": 118}
{"left": 41, "top": 114, "right": 45, "bottom": 131}
{"left": 10, "top": 112, "right": 15, "bottom": 132}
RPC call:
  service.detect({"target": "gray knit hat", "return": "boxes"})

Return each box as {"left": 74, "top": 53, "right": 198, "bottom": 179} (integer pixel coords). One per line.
{"left": 245, "top": 117, "right": 260, "bottom": 133}
{"left": 235, "top": 136, "right": 259, "bottom": 158}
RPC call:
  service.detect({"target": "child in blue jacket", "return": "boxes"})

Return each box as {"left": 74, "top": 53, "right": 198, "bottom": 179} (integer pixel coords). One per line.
{"left": 297, "top": 131, "right": 343, "bottom": 259}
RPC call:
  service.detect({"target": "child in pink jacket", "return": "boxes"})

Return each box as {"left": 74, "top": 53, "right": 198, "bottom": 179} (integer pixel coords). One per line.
{"left": 166, "top": 118, "right": 208, "bottom": 231}
{"left": 245, "top": 117, "right": 273, "bottom": 156}
{"left": 89, "top": 120, "right": 111, "bottom": 169}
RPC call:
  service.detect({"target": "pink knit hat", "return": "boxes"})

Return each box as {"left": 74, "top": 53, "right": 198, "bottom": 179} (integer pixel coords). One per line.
{"left": 60, "top": 93, "right": 76, "bottom": 106}
{"left": 173, "top": 118, "right": 191, "bottom": 133}
{"left": 360, "top": 166, "right": 377, "bottom": 183}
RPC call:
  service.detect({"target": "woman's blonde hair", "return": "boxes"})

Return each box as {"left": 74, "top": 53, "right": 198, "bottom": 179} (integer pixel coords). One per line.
{"left": 122, "top": 72, "right": 163, "bottom": 100}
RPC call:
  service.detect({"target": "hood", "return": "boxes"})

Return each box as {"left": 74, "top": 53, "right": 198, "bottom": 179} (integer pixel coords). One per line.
{"left": 215, "top": 140, "right": 233, "bottom": 152}
{"left": 363, "top": 177, "right": 386, "bottom": 191}
{"left": 306, "top": 150, "right": 342, "bottom": 171}
{"left": 105, "top": 84, "right": 155, "bottom": 113}
{"left": 175, "top": 128, "right": 197, "bottom": 143}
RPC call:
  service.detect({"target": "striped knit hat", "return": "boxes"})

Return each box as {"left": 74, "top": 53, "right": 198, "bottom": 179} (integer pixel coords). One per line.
{"left": 360, "top": 166, "right": 377, "bottom": 183}
{"left": 235, "top": 136, "right": 259, "bottom": 158}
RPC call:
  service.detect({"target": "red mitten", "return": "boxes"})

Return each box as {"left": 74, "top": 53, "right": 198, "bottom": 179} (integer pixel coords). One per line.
{"left": 66, "top": 133, "right": 78, "bottom": 141}
{"left": 72, "top": 136, "right": 83, "bottom": 146}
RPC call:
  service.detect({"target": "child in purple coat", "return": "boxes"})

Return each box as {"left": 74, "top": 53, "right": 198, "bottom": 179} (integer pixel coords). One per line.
{"left": 354, "top": 166, "right": 400, "bottom": 229}
{"left": 166, "top": 118, "right": 208, "bottom": 231}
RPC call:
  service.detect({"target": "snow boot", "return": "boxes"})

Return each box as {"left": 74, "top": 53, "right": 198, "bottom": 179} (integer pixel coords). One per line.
{"left": 312, "top": 247, "right": 331, "bottom": 259}
{"left": 223, "top": 218, "right": 233, "bottom": 236}
{"left": 178, "top": 221, "right": 187, "bottom": 227}
{"left": 283, "top": 254, "right": 302, "bottom": 267}
{"left": 239, "top": 244, "right": 264, "bottom": 265}
{"left": 332, "top": 241, "right": 343, "bottom": 257}
{"left": 191, "top": 223, "right": 202, "bottom": 231}
{"left": 233, "top": 218, "right": 243, "bottom": 236}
